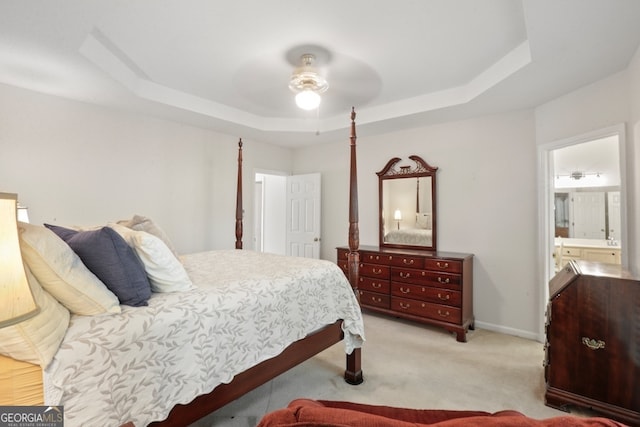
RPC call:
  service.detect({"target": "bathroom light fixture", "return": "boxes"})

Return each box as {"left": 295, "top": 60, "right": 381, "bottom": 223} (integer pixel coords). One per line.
{"left": 289, "top": 54, "right": 329, "bottom": 110}
{"left": 555, "top": 171, "right": 602, "bottom": 180}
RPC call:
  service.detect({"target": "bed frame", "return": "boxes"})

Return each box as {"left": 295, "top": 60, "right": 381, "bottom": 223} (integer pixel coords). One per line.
{"left": 146, "top": 108, "right": 363, "bottom": 427}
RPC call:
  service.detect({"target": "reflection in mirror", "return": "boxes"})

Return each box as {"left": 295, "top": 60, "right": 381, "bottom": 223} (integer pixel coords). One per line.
{"left": 552, "top": 135, "right": 622, "bottom": 270}
{"left": 378, "top": 156, "right": 438, "bottom": 250}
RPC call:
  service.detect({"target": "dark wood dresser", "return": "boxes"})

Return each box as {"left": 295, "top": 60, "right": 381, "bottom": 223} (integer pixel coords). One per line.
{"left": 337, "top": 245, "right": 473, "bottom": 342}
{"left": 544, "top": 260, "right": 640, "bottom": 425}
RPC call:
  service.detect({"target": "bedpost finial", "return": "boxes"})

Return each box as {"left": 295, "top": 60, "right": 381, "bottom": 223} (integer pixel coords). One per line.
{"left": 351, "top": 107, "right": 356, "bottom": 121}
{"left": 238, "top": 138, "right": 243, "bottom": 148}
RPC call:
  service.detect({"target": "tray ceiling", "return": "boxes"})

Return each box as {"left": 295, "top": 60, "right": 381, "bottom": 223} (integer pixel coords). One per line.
{"left": 1, "top": 1, "right": 640, "bottom": 146}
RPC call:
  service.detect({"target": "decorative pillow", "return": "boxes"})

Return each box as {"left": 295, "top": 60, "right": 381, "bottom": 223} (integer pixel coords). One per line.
{"left": 0, "top": 266, "right": 70, "bottom": 368}
{"left": 18, "top": 222, "right": 121, "bottom": 315}
{"left": 416, "top": 212, "right": 431, "bottom": 230}
{"left": 117, "top": 215, "right": 180, "bottom": 259}
{"left": 44, "top": 224, "right": 151, "bottom": 307}
{"left": 107, "top": 223, "right": 193, "bottom": 293}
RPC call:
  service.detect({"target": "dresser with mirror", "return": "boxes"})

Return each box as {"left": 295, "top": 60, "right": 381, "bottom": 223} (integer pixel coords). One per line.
{"left": 337, "top": 155, "right": 474, "bottom": 342}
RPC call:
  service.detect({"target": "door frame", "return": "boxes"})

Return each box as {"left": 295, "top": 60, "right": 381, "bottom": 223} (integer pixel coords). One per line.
{"left": 537, "top": 123, "right": 628, "bottom": 341}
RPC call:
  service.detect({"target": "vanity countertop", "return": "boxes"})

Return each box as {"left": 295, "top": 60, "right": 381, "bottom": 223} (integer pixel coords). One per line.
{"left": 555, "top": 237, "right": 621, "bottom": 249}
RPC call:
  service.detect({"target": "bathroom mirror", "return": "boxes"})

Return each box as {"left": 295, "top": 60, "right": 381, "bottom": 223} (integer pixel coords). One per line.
{"left": 378, "top": 155, "right": 438, "bottom": 251}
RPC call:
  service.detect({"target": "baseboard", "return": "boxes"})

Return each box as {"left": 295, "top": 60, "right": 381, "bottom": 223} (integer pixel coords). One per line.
{"left": 474, "top": 320, "right": 542, "bottom": 342}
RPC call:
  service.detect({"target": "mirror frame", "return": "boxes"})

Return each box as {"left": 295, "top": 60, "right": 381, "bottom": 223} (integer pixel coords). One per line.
{"left": 377, "top": 155, "right": 438, "bottom": 251}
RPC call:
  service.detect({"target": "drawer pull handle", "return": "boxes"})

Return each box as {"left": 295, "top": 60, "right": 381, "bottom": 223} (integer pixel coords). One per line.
{"left": 371, "top": 296, "right": 382, "bottom": 303}
{"left": 437, "top": 277, "right": 450, "bottom": 284}
{"left": 371, "top": 282, "right": 382, "bottom": 289}
{"left": 372, "top": 268, "right": 383, "bottom": 275}
{"left": 437, "top": 293, "right": 449, "bottom": 300}
{"left": 400, "top": 272, "right": 411, "bottom": 278}
{"left": 403, "top": 259, "right": 414, "bottom": 265}
{"left": 437, "top": 309, "right": 450, "bottom": 317}
{"left": 436, "top": 262, "right": 449, "bottom": 269}
{"left": 399, "top": 302, "right": 410, "bottom": 309}
{"left": 400, "top": 287, "right": 410, "bottom": 294}
{"left": 581, "top": 337, "right": 605, "bottom": 350}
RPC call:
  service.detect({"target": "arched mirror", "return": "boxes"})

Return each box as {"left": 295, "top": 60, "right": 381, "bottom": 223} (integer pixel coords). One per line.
{"left": 378, "top": 155, "right": 438, "bottom": 251}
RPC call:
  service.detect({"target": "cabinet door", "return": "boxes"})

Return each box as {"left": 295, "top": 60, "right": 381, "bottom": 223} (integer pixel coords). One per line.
{"left": 549, "top": 276, "right": 639, "bottom": 409}
{"left": 582, "top": 248, "right": 620, "bottom": 264}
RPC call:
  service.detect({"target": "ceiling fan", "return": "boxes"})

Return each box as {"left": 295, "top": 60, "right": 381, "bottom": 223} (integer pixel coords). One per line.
{"left": 288, "top": 53, "right": 329, "bottom": 110}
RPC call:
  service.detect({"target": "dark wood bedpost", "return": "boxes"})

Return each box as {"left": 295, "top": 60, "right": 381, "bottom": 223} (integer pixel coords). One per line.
{"left": 345, "top": 107, "right": 363, "bottom": 385}
{"left": 235, "top": 138, "right": 243, "bottom": 250}
{"left": 347, "top": 107, "right": 360, "bottom": 293}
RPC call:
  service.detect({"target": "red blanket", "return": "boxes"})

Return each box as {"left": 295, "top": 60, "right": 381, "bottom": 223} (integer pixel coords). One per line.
{"left": 257, "top": 399, "right": 628, "bottom": 427}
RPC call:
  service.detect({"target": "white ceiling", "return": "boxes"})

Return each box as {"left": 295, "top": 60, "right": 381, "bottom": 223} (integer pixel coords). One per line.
{"left": 2, "top": 0, "right": 640, "bottom": 147}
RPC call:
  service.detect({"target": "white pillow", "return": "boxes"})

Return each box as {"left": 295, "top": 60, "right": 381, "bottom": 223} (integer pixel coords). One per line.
{"left": 0, "top": 266, "right": 70, "bottom": 368}
{"left": 108, "top": 223, "right": 193, "bottom": 293}
{"left": 18, "top": 222, "right": 121, "bottom": 315}
{"left": 416, "top": 212, "right": 431, "bottom": 230}
{"left": 117, "top": 215, "right": 180, "bottom": 259}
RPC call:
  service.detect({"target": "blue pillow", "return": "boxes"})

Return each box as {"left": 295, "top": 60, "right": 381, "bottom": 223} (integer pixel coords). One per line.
{"left": 44, "top": 224, "right": 151, "bottom": 307}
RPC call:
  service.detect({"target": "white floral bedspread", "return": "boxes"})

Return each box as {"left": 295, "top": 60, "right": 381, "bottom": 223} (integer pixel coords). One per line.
{"left": 384, "top": 228, "right": 432, "bottom": 245}
{"left": 43, "top": 250, "right": 365, "bottom": 427}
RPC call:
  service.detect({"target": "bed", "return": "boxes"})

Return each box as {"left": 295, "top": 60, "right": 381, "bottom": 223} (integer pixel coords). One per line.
{"left": 0, "top": 109, "right": 365, "bottom": 426}
{"left": 384, "top": 228, "right": 432, "bottom": 246}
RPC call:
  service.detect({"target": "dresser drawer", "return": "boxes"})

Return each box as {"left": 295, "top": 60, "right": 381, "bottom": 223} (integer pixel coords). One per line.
{"left": 391, "top": 282, "right": 461, "bottom": 306}
{"left": 361, "top": 251, "right": 393, "bottom": 265}
{"left": 359, "top": 290, "right": 390, "bottom": 309}
{"left": 359, "top": 263, "right": 390, "bottom": 279}
{"left": 338, "top": 260, "right": 348, "bottom": 275}
{"left": 389, "top": 255, "right": 424, "bottom": 269}
{"left": 359, "top": 276, "right": 390, "bottom": 293}
{"left": 337, "top": 248, "right": 349, "bottom": 261}
{"left": 337, "top": 248, "right": 349, "bottom": 275}
{"left": 391, "top": 297, "right": 462, "bottom": 324}
{"left": 391, "top": 268, "right": 461, "bottom": 290}
{"left": 561, "top": 247, "right": 582, "bottom": 257}
{"left": 424, "top": 259, "right": 462, "bottom": 274}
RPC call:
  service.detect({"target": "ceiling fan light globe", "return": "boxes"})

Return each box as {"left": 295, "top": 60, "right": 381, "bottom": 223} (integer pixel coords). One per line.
{"left": 295, "top": 90, "right": 321, "bottom": 110}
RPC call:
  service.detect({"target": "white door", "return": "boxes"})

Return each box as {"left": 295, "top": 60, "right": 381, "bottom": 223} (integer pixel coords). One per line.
{"left": 286, "top": 173, "right": 321, "bottom": 258}
{"left": 571, "top": 192, "right": 605, "bottom": 239}
{"left": 607, "top": 191, "right": 621, "bottom": 240}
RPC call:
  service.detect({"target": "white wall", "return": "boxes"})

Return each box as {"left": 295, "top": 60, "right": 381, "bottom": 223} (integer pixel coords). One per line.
{"left": 262, "top": 174, "right": 286, "bottom": 254}
{"left": 0, "top": 83, "right": 293, "bottom": 254}
{"left": 294, "top": 110, "right": 540, "bottom": 339}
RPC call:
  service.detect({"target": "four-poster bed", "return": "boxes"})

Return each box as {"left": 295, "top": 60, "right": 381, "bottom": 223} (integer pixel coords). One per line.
{"left": 150, "top": 109, "right": 364, "bottom": 426}
{"left": 0, "top": 109, "right": 363, "bottom": 427}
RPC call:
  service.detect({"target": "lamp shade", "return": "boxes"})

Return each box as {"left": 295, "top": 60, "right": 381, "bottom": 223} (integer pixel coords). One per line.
{"left": 0, "top": 193, "right": 39, "bottom": 328}
{"left": 295, "top": 89, "right": 321, "bottom": 110}
{"left": 394, "top": 209, "right": 402, "bottom": 221}
{"left": 17, "top": 205, "right": 29, "bottom": 223}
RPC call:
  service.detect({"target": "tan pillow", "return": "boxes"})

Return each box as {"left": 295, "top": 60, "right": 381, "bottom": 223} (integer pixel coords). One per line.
{"left": 0, "top": 266, "right": 70, "bottom": 368}
{"left": 18, "top": 222, "right": 121, "bottom": 315}
{"left": 108, "top": 223, "right": 193, "bottom": 293}
{"left": 117, "top": 215, "right": 180, "bottom": 259}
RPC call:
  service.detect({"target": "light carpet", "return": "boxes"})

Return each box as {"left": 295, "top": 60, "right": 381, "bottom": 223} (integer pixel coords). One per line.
{"left": 189, "top": 312, "right": 596, "bottom": 427}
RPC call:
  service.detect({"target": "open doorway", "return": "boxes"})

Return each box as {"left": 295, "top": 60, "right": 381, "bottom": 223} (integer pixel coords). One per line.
{"left": 254, "top": 172, "right": 322, "bottom": 258}
{"left": 538, "top": 124, "right": 627, "bottom": 339}
{"left": 254, "top": 172, "right": 287, "bottom": 255}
